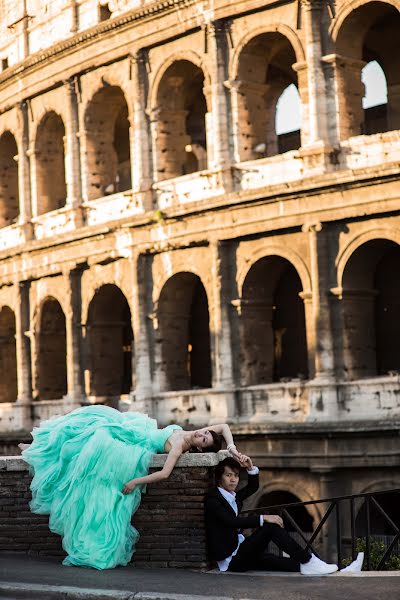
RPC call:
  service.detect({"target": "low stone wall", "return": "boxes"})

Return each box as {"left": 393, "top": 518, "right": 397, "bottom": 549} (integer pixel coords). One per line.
{"left": 0, "top": 453, "right": 223, "bottom": 569}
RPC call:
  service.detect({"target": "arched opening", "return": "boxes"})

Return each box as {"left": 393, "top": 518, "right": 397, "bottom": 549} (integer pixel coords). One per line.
{"left": 240, "top": 256, "right": 308, "bottom": 386}
{"left": 341, "top": 239, "right": 400, "bottom": 379}
{"left": 0, "top": 306, "right": 17, "bottom": 403}
{"left": 157, "top": 273, "right": 212, "bottom": 391}
{"left": 236, "top": 32, "right": 299, "bottom": 161}
{"left": 356, "top": 491, "right": 400, "bottom": 536}
{"left": 37, "top": 298, "right": 67, "bottom": 400}
{"left": 335, "top": 2, "right": 400, "bottom": 138}
{"left": 258, "top": 490, "right": 314, "bottom": 532}
{"left": 362, "top": 60, "right": 388, "bottom": 134}
{"left": 35, "top": 112, "right": 67, "bottom": 215}
{"left": 275, "top": 84, "right": 301, "bottom": 153}
{"left": 0, "top": 132, "right": 19, "bottom": 227}
{"left": 86, "top": 284, "right": 133, "bottom": 398}
{"left": 155, "top": 61, "right": 207, "bottom": 180}
{"left": 84, "top": 86, "right": 131, "bottom": 200}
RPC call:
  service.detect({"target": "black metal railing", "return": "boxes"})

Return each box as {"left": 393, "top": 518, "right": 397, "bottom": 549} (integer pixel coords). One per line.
{"left": 246, "top": 488, "right": 400, "bottom": 570}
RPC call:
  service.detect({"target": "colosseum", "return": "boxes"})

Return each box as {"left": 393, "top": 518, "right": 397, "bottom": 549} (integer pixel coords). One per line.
{"left": 0, "top": 0, "right": 399, "bottom": 535}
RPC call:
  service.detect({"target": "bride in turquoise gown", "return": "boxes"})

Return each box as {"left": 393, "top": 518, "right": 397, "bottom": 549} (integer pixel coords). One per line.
{"left": 20, "top": 404, "right": 245, "bottom": 570}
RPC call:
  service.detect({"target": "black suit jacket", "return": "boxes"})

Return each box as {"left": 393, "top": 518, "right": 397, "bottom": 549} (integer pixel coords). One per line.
{"left": 204, "top": 473, "right": 260, "bottom": 561}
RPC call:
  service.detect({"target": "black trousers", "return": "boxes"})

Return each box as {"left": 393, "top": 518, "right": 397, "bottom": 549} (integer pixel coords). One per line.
{"left": 228, "top": 523, "right": 311, "bottom": 573}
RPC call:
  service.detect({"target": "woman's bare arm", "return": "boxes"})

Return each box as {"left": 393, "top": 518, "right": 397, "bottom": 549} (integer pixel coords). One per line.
{"left": 122, "top": 443, "right": 184, "bottom": 494}
{"left": 208, "top": 423, "right": 248, "bottom": 462}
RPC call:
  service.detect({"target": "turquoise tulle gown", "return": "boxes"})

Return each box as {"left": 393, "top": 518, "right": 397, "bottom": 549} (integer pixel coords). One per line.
{"left": 21, "top": 405, "right": 182, "bottom": 570}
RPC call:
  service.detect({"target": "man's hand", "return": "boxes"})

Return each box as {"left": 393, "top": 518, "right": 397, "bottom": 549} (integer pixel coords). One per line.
{"left": 122, "top": 480, "right": 137, "bottom": 495}
{"left": 239, "top": 455, "right": 254, "bottom": 470}
{"left": 263, "top": 514, "right": 284, "bottom": 528}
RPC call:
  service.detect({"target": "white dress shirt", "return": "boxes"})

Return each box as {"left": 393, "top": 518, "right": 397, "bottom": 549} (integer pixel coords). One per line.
{"left": 216, "top": 466, "right": 262, "bottom": 572}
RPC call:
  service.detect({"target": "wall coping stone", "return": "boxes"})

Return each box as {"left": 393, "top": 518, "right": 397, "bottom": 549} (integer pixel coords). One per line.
{"left": 0, "top": 451, "right": 228, "bottom": 472}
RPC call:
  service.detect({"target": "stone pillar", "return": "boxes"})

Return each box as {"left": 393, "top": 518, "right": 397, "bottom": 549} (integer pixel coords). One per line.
{"left": 300, "top": 0, "right": 330, "bottom": 146}
{"left": 314, "top": 467, "right": 338, "bottom": 562}
{"left": 299, "top": 290, "right": 315, "bottom": 380}
{"left": 228, "top": 79, "right": 269, "bottom": 162}
{"left": 64, "top": 78, "right": 83, "bottom": 226}
{"left": 387, "top": 82, "right": 400, "bottom": 131}
{"left": 15, "top": 102, "right": 33, "bottom": 238}
{"left": 129, "top": 52, "right": 152, "bottom": 211}
{"left": 304, "top": 222, "right": 336, "bottom": 379}
{"left": 322, "top": 54, "right": 365, "bottom": 141}
{"left": 64, "top": 269, "right": 84, "bottom": 409}
{"left": 209, "top": 240, "right": 236, "bottom": 421}
{"left": 204, "top": 21, "right": 232, "bottom": 190}
{"left": 15, "top": 281, "right": 32, "bottom": 429}
{"left": 129, "top": 252, "right": 153, "bottom": 414}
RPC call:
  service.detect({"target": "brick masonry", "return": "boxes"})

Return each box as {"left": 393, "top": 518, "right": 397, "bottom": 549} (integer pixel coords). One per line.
{"left": 0, "top": 453, "right": 221, "bottom": 569}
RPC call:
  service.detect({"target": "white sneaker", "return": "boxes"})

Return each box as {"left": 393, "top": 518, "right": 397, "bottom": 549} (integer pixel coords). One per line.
{"left": 340, "top": 552, "right": 364, "bottom": 573}
{"left": 300, "top": 554, "right": 339, "bottom": 576}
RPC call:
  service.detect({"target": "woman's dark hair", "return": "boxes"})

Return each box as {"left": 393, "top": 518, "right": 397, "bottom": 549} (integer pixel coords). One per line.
{"left": 189, "top": 430, "right": 223, "bottom": 453}
{"left": 214, "top": 457, "right": 240, "bottom": 485}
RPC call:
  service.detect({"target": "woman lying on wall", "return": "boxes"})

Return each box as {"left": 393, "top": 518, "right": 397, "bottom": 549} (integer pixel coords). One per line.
{"left": 19, "top": 404, "right": 247, "bottom": 570}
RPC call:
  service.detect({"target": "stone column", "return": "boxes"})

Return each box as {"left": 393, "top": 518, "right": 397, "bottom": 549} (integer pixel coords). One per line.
{"left": 209, "top": 241, "right": 236, "bottom": 421}
{"left": 15, "top": 102, "right": 33, "bottom": 239}
{"left": 322, "top": 54, "right": 366, "bottom": 141}
{"left": 64, "top": 78, "right": 84, "bottom": 226}
{"left": 300, "top": 0, "right": 330, "bottom": 146}
{"left": 129, "top": 252, "right": 153, "bottom": 414}
{"left": 304, "top": 223, "right": 341, "bottom": 419}
{"left": 227, "top": 79, "right": 269, "bottom": 162}
{"left": 387, "top": 82, "right": 400, "bottom": 131}
{"left": 64, "top": 269, "right": 85, "bottom": 409}
{"left": 204, "top": 21, "right": 232, "bottom": 190}
{"left": 15, "top": 281, "right": 32, "bottom": 429}
{"left": 129, "top": 52, "right": 152, "bottom": 211}
{"left": 314, "top": 467, "right": 338, "bottom": 562}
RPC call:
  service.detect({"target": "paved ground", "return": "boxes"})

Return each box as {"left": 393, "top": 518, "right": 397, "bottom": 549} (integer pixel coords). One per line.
{"left": 0, "top": 554, "right": 399, "bottom": 600}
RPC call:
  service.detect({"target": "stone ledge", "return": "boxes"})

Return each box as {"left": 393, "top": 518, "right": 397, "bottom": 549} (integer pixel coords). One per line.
{"left": 0, "top": 451, "right": 227, "bottom": 471}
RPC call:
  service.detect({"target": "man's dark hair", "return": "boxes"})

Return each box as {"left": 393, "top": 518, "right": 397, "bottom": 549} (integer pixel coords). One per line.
{"left": 189, "top": 430, "right": 223, "bottom": 453}
{"left": 214, "top": 457, "right": 240, "bottom": 485}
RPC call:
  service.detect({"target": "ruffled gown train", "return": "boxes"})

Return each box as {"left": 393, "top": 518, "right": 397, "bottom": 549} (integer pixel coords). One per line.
{"left": 21, "top": 405, "right": 181, "bottom": 570}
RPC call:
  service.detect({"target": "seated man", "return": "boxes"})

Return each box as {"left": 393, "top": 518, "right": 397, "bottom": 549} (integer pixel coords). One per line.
{"left": 205, "top": 457, "right": 338, "bottom": 576}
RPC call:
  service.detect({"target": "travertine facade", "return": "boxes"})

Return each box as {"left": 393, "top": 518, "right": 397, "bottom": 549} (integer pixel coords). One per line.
{"left": 0, "top": 0, "right": 399, "bottom": 534}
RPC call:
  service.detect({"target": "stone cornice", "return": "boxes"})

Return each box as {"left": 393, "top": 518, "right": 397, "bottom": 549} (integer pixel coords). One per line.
{"left": 0, "top": 0, "right": 197, "bottom": 88}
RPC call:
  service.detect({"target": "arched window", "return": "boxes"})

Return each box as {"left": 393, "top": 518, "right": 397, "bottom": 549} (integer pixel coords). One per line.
{"left": 0, "top": 132, "right": 19, "bottom": 227}
{"left": 86, "top": 284, "right": 133, "bottom": 399}
{"left": 37, "top": 299, "right": 67, "bottom": 400}
{"left": 362, "top": 60, "right": 388, "bottom": 134}
{"left": 157, "top": 273, "right": 212, "bottom": 391}
{"left": 275, "top": 84, "right": 301, "bottom": 153}
{"left": 240, "top": 256, "right": 308, "bottom": 386}
{"left": 35, "top": 112, "right": 67, "bottom": 214}
{"left": 154, "top": 61, "right": 207, "bottom": 181}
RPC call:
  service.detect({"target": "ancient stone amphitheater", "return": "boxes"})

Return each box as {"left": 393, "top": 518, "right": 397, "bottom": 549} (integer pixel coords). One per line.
{"left": 0, "top": 0, "right": 399, "bottom": 527}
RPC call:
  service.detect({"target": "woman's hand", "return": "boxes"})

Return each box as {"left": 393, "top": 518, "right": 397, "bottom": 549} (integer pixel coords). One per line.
{"left": 122, "top": 480, "right": 137, "bottom": 495}
{"left": 238, "top": 454, "right": 253, "bottom": 470}
{"left": 229, "top": 446, "right": 246, "bottom": 463}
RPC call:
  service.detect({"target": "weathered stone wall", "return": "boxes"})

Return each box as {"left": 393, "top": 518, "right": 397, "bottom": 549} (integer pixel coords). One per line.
{"left": 0, "top": 453, "right": 217, "bottom": 568}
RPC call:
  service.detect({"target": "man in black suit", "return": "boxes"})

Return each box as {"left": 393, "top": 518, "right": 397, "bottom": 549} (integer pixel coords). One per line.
{"left": 205, "top": 457, "right": 338, "bottom": 575}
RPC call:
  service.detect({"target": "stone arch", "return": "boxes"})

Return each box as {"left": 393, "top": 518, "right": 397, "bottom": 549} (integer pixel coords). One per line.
{"left": 156, "top": 272, "right": 212, "bottom": 392}
{"left": 149, "top": 51, "right": 212, "bottom": 111}
{"left": 0, "top": 305, "right": 17, "bottom": 403}
{"left": 333, "top": 1, "right": 400, "bottom": 138}
{"left": 34, "top": 111, "right": 67, "bottom": 215}
{"left": 84, "top": 85, "right": 131, "bottom": 200}
{"left": 336, "top": 228, "right": 400, "bottom": 289}
{"left": 37, "top": 297, "right": 67, "bottom": 400}
{"left": 150, "top": 59, "right": 209, "bottom": 180}
{"left": 340, "top": 236, "right": 400, "bottom": 379}
{"left": 237, "top": 245, "right": 312, "bottom": 299}
{"left": 86, "top": 284, "right": 134, "bottom": 399}
{"left": 230, "top": 27, "right": 304, "bottom": 160}
{"left": 354, "top": 482, "right": 400, "bottom": 536}
{"left": 0, "top": 131, "right": 19, "bottom": 227}
{"left": 239, "top": 254, "right": 309, "bottom": 386}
